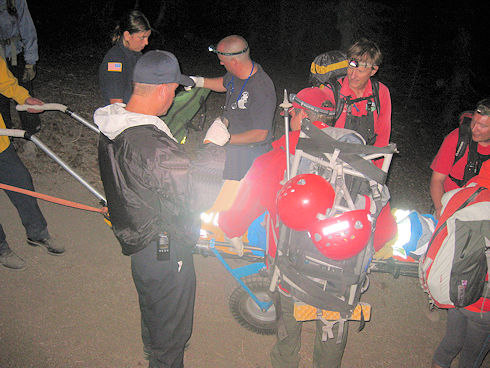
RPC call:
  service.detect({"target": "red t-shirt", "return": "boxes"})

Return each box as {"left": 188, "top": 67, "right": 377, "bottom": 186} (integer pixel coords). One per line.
{"left": 333, "top": 78, "right": 392, "bottom": 148}
{"left": 431, "top": 128, "right": 490, "bottom": 192}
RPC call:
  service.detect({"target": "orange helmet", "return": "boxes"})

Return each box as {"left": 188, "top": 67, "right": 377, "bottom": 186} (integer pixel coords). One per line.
{"left": 309, "top": 209, "right": 372, "bottom": 260}
{"left": 276, "top": 174, "right": 335, "bottom": 231}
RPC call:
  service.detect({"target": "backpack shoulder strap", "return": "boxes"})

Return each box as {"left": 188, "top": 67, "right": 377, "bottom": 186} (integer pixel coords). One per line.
{"left": 448, "top": 113, "right": 474, "bottom": 187}
{"left": 371, "top": 79, "right": 380, "bottom": 114}
{"left": 331, "top": 78, "right": 344, "bottom": 122}
{"left": 455, "top": 112, "right": 473, "bottom": 164}
{"left": 342, "top": 78, "right": 380, "bottom": 113}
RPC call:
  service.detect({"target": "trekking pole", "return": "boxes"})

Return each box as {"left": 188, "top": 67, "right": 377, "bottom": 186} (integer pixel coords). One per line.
{"left": 16, "top": 103, "right": 100, "bottom": 134}
{"left": 0, "top": 128, "right": 106, "bottom": 204}
{"left": 279, "top": 89, "right": 293, "bottom": 180}
{"left": 268, "top": 91, "right": 293, "bottom": 293}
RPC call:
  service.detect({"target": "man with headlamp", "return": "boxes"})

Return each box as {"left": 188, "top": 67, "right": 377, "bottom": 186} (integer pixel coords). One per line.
{"left": 430, "top": 98, "right": 490, "bottom": 218}
{"left": 190, "top": 35, "right": 276, "bottom": 181}
{"left": 331, "top": 38, "right": 392, "bottom": 151}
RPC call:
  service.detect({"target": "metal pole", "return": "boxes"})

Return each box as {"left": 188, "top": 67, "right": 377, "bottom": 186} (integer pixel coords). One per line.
{"left": 29, "top": 135, "right": 106, "bottom": 204}
{"left": 0, "top": 128, "right": 106, "bottom": 204}
{"left": 65, "top": 109, "right": 100, "bottom": 134}
{"left": 16, "top": 103, "right": 100, "bottom": 133}
{"left": 279, "top": 89, "right": 292, "bottom": 181}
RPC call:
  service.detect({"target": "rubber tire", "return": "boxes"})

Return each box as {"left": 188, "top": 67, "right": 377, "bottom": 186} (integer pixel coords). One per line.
{"left": 228, "top": 276, "right": 277, "bottom": 335}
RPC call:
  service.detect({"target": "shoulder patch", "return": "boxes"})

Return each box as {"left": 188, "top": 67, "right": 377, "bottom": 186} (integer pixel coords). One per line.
{"left": 107, "top": 62, "right": 122, "bottom": 72}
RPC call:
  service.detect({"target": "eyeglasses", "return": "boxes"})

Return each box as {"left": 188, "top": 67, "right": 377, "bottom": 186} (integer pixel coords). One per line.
{"left": 348, "top": 59, "right": 375, "bottom": 69}
{"left": 208, "top": 44, "right": 249, "bottom": 56}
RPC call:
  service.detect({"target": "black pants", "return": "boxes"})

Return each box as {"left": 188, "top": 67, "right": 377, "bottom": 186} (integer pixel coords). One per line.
{"left": 0, "top": 54, "right": 41, "bottom": 135}
{"left": 0, "top": 144, "right": 48, "bottom": 251}
{"left": 131, "top": 242, "right": 196, "bottom": 368}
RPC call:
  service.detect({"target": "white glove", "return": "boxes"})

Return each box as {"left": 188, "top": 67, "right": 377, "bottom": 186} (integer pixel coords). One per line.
{"left": 203, "top": 117, "right": 230, "bottom": 146}
{"left": 228, "top": 237, "right": 244, "bottom": 257}
{"left": 184, "top": 76, "right": 205, "bottom": 91}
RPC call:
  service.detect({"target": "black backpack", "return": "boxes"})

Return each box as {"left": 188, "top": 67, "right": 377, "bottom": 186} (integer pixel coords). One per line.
{"left": 309, "top": 50, "right": 381, "bottom": 126}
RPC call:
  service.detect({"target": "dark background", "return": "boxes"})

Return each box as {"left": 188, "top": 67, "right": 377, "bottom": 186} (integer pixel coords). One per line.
{"left": 28, "top": 0, "right": 488, "bottom": 142}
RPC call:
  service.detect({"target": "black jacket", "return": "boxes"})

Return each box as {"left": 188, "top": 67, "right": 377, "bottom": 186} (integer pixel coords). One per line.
{"left": 98, "top": 125, "right": 199, "bottom": 256}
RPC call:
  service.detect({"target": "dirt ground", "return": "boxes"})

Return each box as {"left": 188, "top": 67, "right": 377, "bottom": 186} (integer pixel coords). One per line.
{"left": 1, "top": 55, "right": 489, "bottom": 368}
{"left": 0, "top": 171, "right": 457, "bottom": 368}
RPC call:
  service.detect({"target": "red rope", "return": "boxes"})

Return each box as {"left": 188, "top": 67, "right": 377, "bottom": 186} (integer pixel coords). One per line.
{"left": 0, "top": 182, "right": 108, "bottom": 214}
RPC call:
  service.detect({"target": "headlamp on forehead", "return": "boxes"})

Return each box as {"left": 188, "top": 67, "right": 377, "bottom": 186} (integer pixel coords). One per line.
{"left": 476, "top": 107, "right": 490, "bottom": 116}
{"left": 348, "top": 59, "right": 375, "bottom": 69}
{"left": 208, "top": 44, "right": 249, "bottom": 56}
{"left": 475, "top": 98, "right": 490, "bottom": 116}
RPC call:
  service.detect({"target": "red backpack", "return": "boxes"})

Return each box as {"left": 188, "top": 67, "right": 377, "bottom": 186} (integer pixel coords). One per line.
{"left": 420, "top": 184, "right": 490, "bottom": 309}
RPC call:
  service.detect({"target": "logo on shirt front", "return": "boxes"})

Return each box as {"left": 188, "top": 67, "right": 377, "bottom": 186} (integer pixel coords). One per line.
{"left": 107, "top": 62, "right": 122, "bottom": 72}
{"left": 237, "top": 91, "right": 249, "bottom": 109}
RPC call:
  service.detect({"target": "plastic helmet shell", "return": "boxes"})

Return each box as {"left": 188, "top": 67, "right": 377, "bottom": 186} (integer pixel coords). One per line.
{"left": 276, "top": 174, "right": 335, "bottom": 231}
{"left": 309, "top": 209, "right": 372, "bottom": 260}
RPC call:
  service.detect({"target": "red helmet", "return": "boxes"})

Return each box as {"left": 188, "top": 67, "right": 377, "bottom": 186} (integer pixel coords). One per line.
{"left": 309, "top": 209, "right": 372, "bottom": 260}
{"left": 276, "top": 174, "right": 335, "bottom": 231}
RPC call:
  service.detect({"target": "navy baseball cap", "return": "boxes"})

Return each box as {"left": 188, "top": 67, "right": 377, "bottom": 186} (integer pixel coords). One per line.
{"left": 133, "top": 50, "right": 195, "bottom": 87}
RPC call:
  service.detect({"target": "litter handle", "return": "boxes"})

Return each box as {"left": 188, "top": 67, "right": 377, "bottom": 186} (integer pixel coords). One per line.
{"left": 16, "top": 103, "right": 67, "bottom": 113}
{"left": 16, "top": 103, "right": 99, "bottom": 134}
{"left": 0, "top": 128, "right": 26, "bottom": 138}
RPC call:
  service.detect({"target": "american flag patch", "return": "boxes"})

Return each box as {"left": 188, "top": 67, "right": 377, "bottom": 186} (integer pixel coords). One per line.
{"left": 107, "top": 62, "right": 122, "bottom": 72}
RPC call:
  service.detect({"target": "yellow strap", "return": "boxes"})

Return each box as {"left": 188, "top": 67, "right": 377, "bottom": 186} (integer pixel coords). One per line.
{"left": 310, "top": 59, "right": 349, "bottom": 75}
{"left": 294, "top": 302, "right": 371, "bottom": 322}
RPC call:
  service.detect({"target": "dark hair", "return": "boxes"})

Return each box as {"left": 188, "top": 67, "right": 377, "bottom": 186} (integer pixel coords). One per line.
{"left": 111, "top": 10, "right": 151, "bottom": 44}
{"left": 476, "top": 97, "right": 490, "bottom": 116}
{"left": 477, "top": 98, "right": 490, "bottom": 109}
{"left": 347, "top": 38, "right": 382, "bottom": 67}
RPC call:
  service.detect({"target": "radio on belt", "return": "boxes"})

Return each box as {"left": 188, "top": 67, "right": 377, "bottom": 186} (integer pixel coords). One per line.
{"left": 156, "top": 232, "right": 170, "bottom": 261}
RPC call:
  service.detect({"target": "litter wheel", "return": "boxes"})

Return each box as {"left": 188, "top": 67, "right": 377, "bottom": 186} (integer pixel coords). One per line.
{"left": 228, "top": 276, "right": 277, "bottom": 335}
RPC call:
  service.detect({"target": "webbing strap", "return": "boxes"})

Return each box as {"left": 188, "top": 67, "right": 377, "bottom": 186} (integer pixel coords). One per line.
{"left": 302, "top": 119, "right": 394, "bottom": 155}
{"left": 320, "top": 318, "right": 336, "bottom": 341}
{"left": 0, "top": 182, "right": 107, "bottom": 214}
{"left": 297, "top": 139, "right": 388, "bottom": 185}
{"left": 298, "top": 119, "right": 394, "bottom": 184}
{"left": 277, "top": 256, "right": 353, "bottom": 316}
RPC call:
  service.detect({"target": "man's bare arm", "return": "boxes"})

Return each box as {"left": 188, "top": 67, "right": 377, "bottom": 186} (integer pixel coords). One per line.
{"left": 430, "top": 171, "right": 447, "bottom": 219}
{"left": 229, "top": 129, "right": 268, "bottom": 145}
{"left": 202, "top": 77, "right": 226, "bottom": 93}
